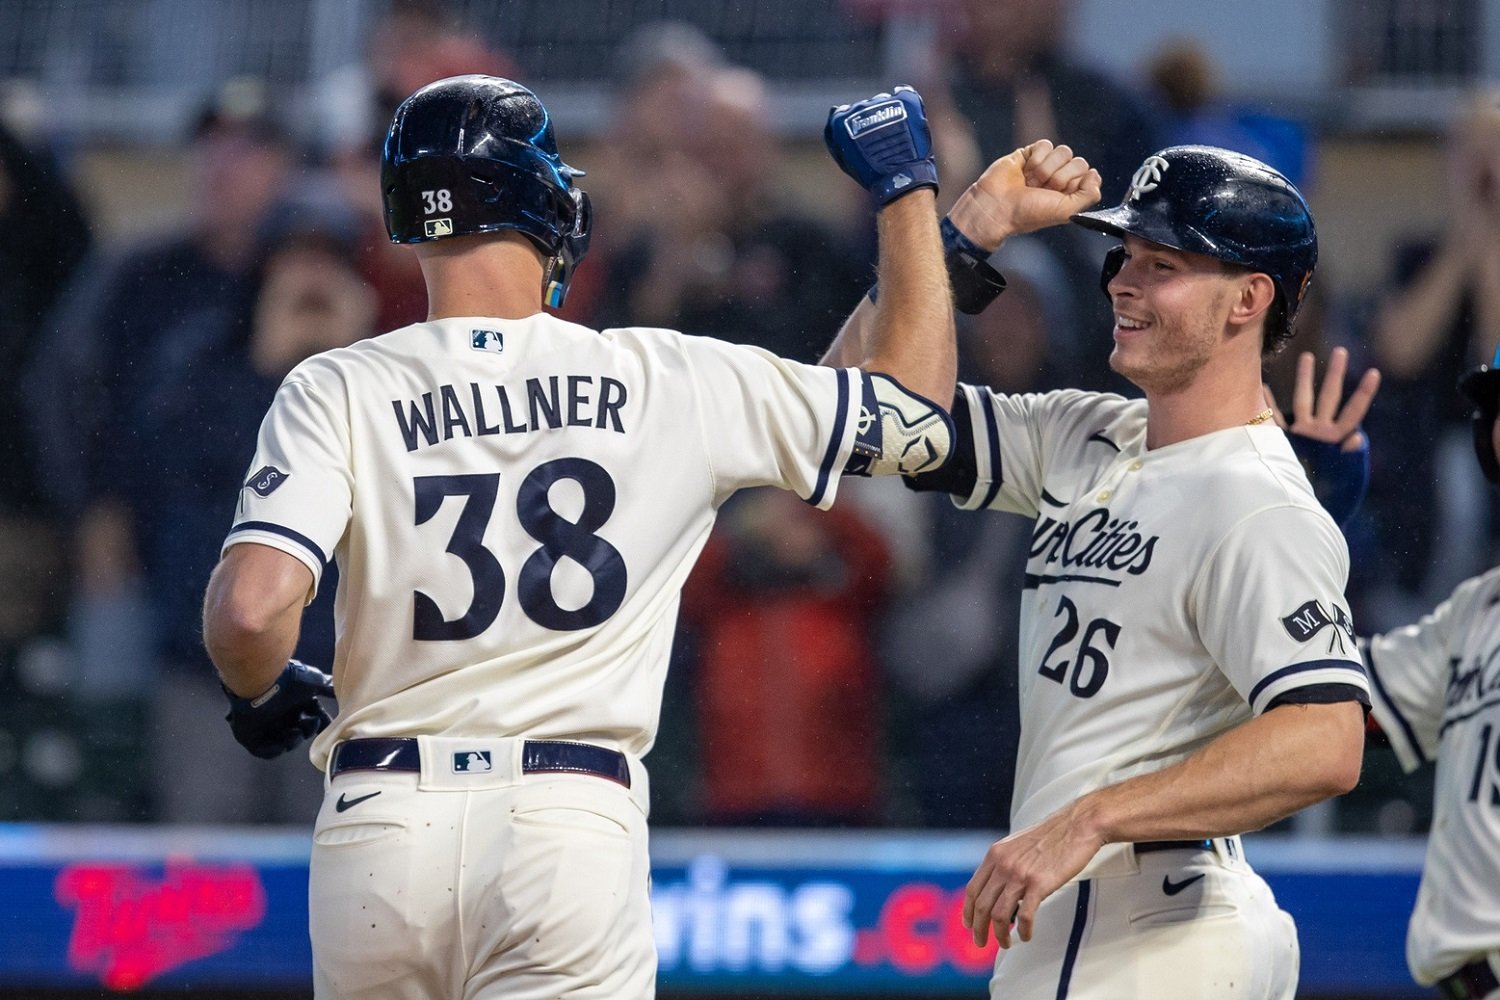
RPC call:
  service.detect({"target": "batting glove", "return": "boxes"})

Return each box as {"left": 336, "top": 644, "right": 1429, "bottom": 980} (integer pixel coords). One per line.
{"left": 222, "top": 659, "right": 336, "bottom": 760}
{"left": 824, "top": 86, "right": 938, "bottom": 206}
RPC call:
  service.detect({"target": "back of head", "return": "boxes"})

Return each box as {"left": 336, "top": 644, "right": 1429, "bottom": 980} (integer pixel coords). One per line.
{"left": 1073, "top": 145, "right": 1317, "bottom": 351}
{"left": 381, "top": 75, "right": 591, "bottom": 306}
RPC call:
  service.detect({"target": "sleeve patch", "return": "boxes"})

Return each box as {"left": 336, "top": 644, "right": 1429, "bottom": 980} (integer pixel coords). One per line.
{"left": 1280, "top": 599, "right": 1356, "bottom": 654}
{"left": 245, "top": 465, "right": 290, "bottom": 498}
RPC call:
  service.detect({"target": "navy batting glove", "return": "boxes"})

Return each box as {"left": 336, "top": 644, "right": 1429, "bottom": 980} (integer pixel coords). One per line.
{"left": 222, "top": 659, "right": 335, "bottom": 760}
{"left": 825, "top": 86, "right": 938, "bottom": 206}
{"left": 1290, "top": 431, "right": 1370, "bottom": 528}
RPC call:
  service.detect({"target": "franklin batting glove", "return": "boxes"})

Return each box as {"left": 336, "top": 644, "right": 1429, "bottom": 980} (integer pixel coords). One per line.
{"left": 222, "top": 659, "right": 336, "bottom": 760}
{"left": 824, "top": 86, "right": 938, "bottom": 206}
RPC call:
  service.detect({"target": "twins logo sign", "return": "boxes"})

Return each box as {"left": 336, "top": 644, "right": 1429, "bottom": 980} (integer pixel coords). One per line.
{"left": 1280, "top": 599, "right": 1356, "bottom": 654}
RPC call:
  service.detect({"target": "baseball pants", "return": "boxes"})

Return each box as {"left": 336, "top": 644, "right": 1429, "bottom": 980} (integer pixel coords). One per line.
{"left": 988, "top": 837, "right": 1298, "bottom": 999}
{"left": 309, "top": 735, "right": 654, "bottom": 1000}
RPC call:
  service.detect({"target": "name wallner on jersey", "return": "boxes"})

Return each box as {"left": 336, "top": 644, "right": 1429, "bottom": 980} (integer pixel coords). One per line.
{"left": 392, "top": 375, "right": 628, "bottom": 452}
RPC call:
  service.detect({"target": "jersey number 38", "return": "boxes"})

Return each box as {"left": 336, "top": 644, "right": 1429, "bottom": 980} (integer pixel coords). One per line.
{"left": 411, "top": 457, "right": 628, "bottom": 640}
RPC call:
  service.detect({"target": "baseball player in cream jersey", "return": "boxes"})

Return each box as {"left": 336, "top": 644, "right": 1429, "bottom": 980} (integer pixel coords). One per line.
{"left": 1362, "top": 348, "right": 1500, "bottom": 1000}
{"left": 200, "top": 76, "right": 985, "bottom": 999}
{"left": 831, "top": 145, "right": 1372, "bottom": 999}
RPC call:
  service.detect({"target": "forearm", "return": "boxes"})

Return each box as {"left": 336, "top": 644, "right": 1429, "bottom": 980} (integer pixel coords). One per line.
{"left": 860, "top": 191, "right": 956, "bottom": 402}
{"left": 1068, "top": 701, "right": 1365, "bottom": 844}
{"left": 202, "top": 546, "right": 311, "bottom": 697}
{"left": 820, "top": 295, "right": 876, "bottom": 368}
{"left": 1372, "top": 242, "right": 1469, "bottom": 378}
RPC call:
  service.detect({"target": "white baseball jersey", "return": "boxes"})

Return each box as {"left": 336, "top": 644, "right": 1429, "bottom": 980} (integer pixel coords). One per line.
{"left": 1366, "top": 567, "right": 1500, "bottom": 985}
{"left": 947, "top": 385, "right": 1369, "bottom": 832}
{"left": 223, "top": 313, "right": 865, "bottom": 771}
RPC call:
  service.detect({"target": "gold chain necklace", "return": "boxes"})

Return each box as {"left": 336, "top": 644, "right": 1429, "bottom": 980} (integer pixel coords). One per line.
{"left": 1245, "top": 408, "right": 1275, "bottom": 426}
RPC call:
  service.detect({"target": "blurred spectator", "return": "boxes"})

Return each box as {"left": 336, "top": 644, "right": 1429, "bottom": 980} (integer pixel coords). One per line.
{"left": 322, "top": 0, "right": 517, "bottom": 333}
{"left": 138, "top": 186, "right": 374, "bottom": 824}
{"left": 1144, "top": 39, "right": 1313, "bottom": 189}
{"left": 0, "top": 116, "right": 91, "bottom": 819}
{"left": 938, "top": 0, "right": 1165, "bottom": 391}
{"left": 1363, "top": 92, "right": 1500, "bottom": 623}
{"left": 25, "top": 81, "right": 344, "bottom": 822}
{"left": 592, "top": 63, "right": 868, "bottom": 361}
{"left": 681, "top": 489, "right": 891, "bottom": 827}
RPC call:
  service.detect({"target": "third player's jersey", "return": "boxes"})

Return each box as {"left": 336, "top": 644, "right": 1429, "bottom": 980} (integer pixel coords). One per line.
{"left": 1367, "top": 567, "right": 1500, "bottom": 984}
{"left": 950, "top": 386, "right": 1369, "bottom": 831}
{"left": 223, "top": 314, "right": 863, "bottom": 770}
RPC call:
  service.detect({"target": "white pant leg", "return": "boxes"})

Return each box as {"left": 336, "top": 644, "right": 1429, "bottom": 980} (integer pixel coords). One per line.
{"left": 309, "top": 737, "right": 654, "bottom": 1000}
{"left": 990, "top": 846, "right": 1298, "bottom": 1000}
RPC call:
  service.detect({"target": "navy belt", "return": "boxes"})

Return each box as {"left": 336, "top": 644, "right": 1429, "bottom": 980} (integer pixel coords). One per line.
{"left": 330, "top": 737, "right": 631, "bottom": 788}
{"left": 1134, "top": 839, "right": 1214, "bottom": 855}
{"left": 1439, "top": 956, "right": 1499, "bottom": 1000}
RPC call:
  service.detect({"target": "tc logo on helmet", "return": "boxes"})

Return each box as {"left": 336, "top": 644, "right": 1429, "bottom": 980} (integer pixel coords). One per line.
{"left": 1127, "top": 155, "right": 1171, "bottom": 201}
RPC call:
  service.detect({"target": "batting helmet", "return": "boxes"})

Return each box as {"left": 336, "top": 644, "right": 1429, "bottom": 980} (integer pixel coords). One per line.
{"left": 1072, "top": 145, "right": 1317, "bottom": 348}
{"left": 1459, "top": 345, "right": 1500, "bottom": 483}
{"left": 381, "top": 75, "right": 591, "bottom": 307}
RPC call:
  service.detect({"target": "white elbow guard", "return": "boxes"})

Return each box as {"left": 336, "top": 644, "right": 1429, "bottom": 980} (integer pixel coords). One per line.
{"left": 843, "top": 372, "right": 953, "bottom": 478}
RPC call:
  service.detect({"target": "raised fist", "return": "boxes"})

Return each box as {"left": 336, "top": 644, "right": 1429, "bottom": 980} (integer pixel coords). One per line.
{"left": 824, "top": 86, "right": 938, "bottom": 206}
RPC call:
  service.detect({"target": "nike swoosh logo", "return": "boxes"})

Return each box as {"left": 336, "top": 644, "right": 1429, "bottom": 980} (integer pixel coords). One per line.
{"left": 335, "top": 791, "right": 382, "bottom": 813}
{"left": 1162, "top": 873, "right": 1205, "bottom": 896}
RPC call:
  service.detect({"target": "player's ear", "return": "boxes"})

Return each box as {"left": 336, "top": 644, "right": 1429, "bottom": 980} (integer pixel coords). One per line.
{"left": 1227, "top": 272, "right": 1276, "bottom": 328}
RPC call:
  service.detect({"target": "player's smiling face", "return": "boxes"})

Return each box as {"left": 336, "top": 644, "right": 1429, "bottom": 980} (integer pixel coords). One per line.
{"left": 1104, "top": 235, "right": 1243, "bottom": 395}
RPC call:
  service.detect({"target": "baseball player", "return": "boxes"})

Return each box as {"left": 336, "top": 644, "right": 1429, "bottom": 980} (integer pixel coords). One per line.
{"left": 1358, "top": 348, "right": 1500, "bottom": 1000}
{"left": 198, "top": 76, "right": 1095, "bottom": 1000}
{"left": 834, "top": 145, "right": 1373, "bottom": 999}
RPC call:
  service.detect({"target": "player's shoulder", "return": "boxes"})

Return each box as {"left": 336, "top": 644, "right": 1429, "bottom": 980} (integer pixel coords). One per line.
{"left": 969, "top": 385, "right": 1143, "bottom": 440}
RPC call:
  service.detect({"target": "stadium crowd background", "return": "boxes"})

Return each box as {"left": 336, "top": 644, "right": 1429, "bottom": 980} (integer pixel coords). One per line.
{"left": 0, "top": 0, "right": 1493, "bottom": 838}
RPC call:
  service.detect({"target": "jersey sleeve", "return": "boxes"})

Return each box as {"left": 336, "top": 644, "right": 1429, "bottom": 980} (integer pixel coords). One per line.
{"left": 1191, "top": 504, "right": 1369, "bottom": 715}
{"left": 945, "top": 385, "right": 1106, "bottom": 517}
{"left": 679, "top": 336, "right": 862, "bottom": 509}
{"left": 1366, "top": 573, "right": 1491, "bottom": 771}
{"left": 222, "top": 372, "right": 353, "bottom": 599}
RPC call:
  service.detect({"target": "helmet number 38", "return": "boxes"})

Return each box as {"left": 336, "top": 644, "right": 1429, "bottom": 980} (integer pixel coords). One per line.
{"left": 422, "top": 189, "right": 453, "bottom": 214}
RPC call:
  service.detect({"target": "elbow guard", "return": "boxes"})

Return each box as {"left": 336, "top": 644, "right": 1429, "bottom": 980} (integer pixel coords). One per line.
{"left": 844, "top": 372, "right": 953, "bottom": 478}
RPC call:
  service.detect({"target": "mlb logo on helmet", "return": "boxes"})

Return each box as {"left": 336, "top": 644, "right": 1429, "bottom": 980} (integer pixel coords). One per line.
{"left": 425, "top": 218, "right": 454, "bottom": 238}
{"left": 453, "top": 751, "right": 492, "bottom": 773}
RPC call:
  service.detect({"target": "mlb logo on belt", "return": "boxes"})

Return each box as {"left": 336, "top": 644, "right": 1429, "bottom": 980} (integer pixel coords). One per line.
{"left": 453, "top": 751, "right": 492, "bottom": 773}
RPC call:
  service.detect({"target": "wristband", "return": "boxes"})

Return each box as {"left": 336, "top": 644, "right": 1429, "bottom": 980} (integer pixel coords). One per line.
{"left": 941, "top": 217, "right": 1007, "bottom": 315}
{"left": 866, "top": 217, "right": 1008, "bottom": 314}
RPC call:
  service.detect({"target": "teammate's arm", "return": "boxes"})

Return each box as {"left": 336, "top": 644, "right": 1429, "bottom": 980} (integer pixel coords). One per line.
{"left": 821, "top": 140, "right": 1103, "bottom": 373}
{"left": 203, "top": 541, "right": 311, "bottom": 696}
{"left": 963, "top": 699, "right": 1364, "bottom": 949}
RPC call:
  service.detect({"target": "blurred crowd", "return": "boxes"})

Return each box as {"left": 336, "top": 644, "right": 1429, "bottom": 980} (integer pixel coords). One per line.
{"left": 0, "top": 0, "right": 1490, "bottom": 834}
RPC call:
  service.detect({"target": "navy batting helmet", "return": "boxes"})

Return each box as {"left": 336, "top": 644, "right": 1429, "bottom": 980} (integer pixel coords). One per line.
{"left": 381, "top": 75, "right": 591, "bottom": 307}
{"left": 1459, "top": 345, "right": 1500, "bottom": 483}
{"left": 1072, "top": 145, "right": 1317, "bottom": 348}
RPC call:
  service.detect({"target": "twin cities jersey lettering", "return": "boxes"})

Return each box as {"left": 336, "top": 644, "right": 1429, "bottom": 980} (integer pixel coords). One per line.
{"left": 948, "top": 385, "right": 1369, "bottom": 831}
{"left": 223, "top": 315, "right": 864, "bottom": 770}
{"left": 1367, "top": 567, "right": 1500, "bottom": 985}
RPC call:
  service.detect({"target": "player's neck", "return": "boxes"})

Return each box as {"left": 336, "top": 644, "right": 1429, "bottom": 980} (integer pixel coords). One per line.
{"left": 1143, "top": 368, "right": 1268, "bottom": 449}
{"left": 417, "top": 235, "right": 548, "bottom": 322}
